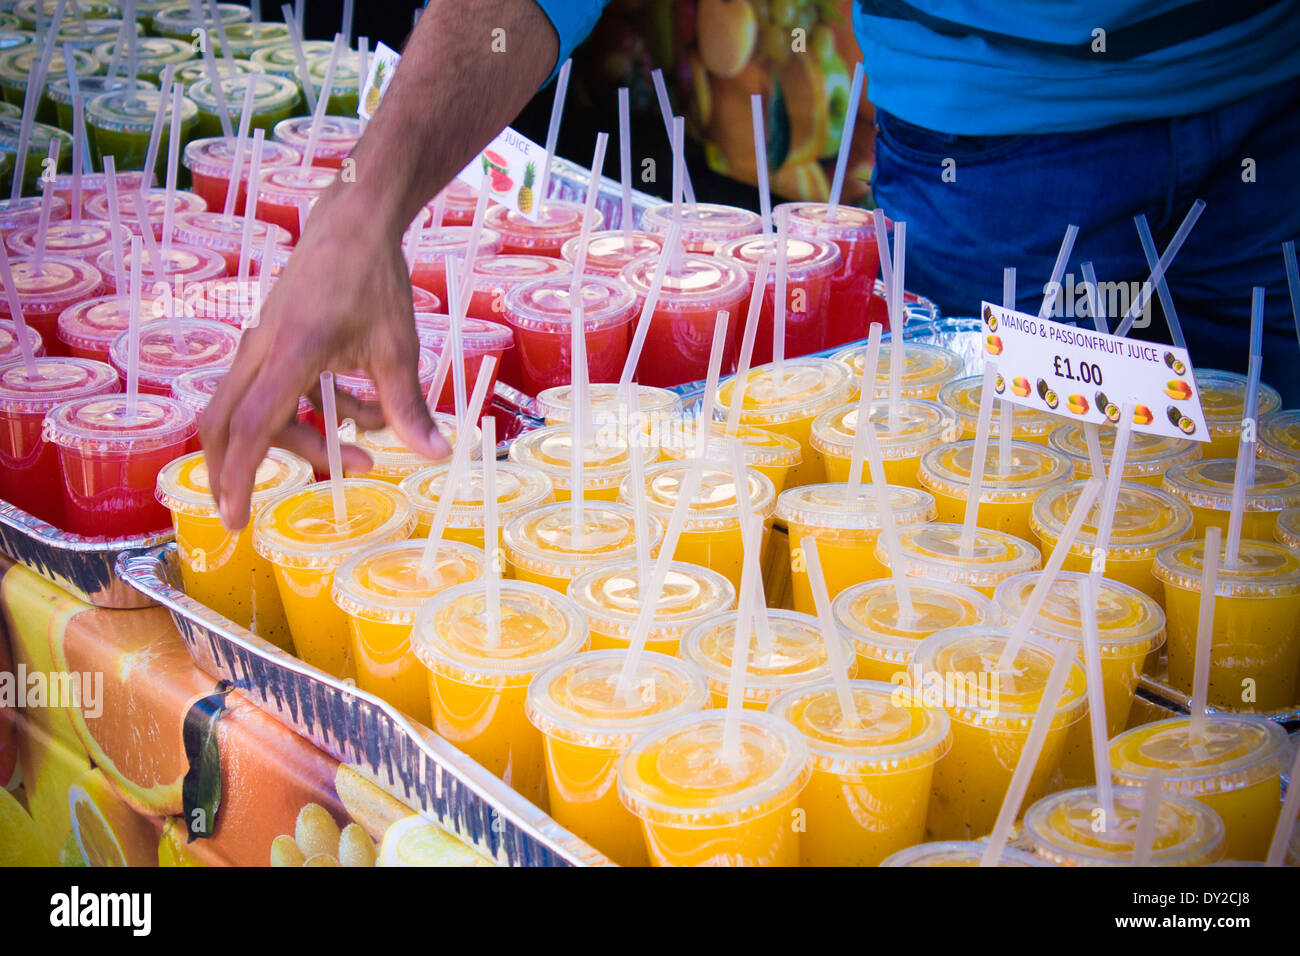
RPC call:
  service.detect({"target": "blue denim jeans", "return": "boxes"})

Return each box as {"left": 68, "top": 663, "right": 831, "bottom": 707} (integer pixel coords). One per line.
{"left": 871, "top": 81, "right": 1300, "bottom": 405}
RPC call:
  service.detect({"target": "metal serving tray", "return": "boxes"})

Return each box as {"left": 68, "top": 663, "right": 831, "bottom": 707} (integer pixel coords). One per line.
{"left": 118, "top": 545, "right": 611, "bottom": 867}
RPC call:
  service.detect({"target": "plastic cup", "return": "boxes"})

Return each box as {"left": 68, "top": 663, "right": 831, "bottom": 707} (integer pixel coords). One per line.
{"left": 182, "top": 135, "right": 302, "bottom": 212}
{"left": 14, "top": 0, "right": 120, "bottom": 26}
{"left": 215, "top": 21, "right": 291, "bottom": 59}
{"left": 0, "top": 116, "right": 72, "bottom": 194}
{"left": 485, "top": 199, "right": 603, "bottom": 258}
{"left": 409, "top": 285, "right": 441, "bottom": 313}
{"left": 777, "top": 482, "right": 937, "bottom": 614}
{"left": 464, "top": 253, "right": 570, "bottom": 325}
{"left": 1022, "top": 785, "right": 1227, "bottom": 867}
{"left": 0, "top": 194, "right": 68, "bottom": 238}
{"left": 169, "top": 210, "right": 292, "bottom": 275}
{"left": 412, "top": 580, "right": 588, "bottom": 806}
{"left": 501, "top": 500, "right": 662, "bottom": 593}
{"left": 85, "top": 89, "right": 200, "bottom": 186}
{"left": 1109, "top": 715, "right": 1290, "bottom": 861}
{"left": 639, "top": 202, "right": 761, "bottom": 253}
{"left": 4, "top": 219, "right": 130, "bottom": 269}
{"left": 617, "top": 460, "right": 776, "bottom": 594}
{"left": 1163, "top": 457, "right": 1300, "bottom": 543}
{"left": 53, "top": 16, "right": 138, "bottom": 55}
{"left": 508, "top": 422, "right": 651, "bottom": 502}
{"left": 156, "top": 448, "right": 312, "bottom": 652}
{"left": 254, "top": 165, "right": 336, "bottom": 241}
{"left": 399, "top": 459, "right": 553, "bottom": 546}
{"left": 108, "top": 317, "right": 239, "bottom": 396}
{"left": 1030, "top": 479, "right": 1196, "bottom": 604}
{"left": 90, "top": 35, "right": 191, "bottom": 83}
{"left": 1154, "top": 537, "right": 1300, "bottom": 711}
{"left": 1195, "top": 369, "right": 1282, "bottom": 460}
{"left": 939, "top": 375, "right": 1058, "bottom": 445}
{"left": 272, "top": 114, "right": 358, "bottom": 169}
{"left": 248, "top": 37, "right": 333, "bottom": 79}
{"left": 716, "top": 233, "right": 841, "bottom": 361}
{"left": 340, "top": 414, "right": 479, "bottom": 485}
{"left": 0, "top": 254, "right": 105, "bottom": 355}
{"left": 559, "top": 229, "right": 662, "bottom": 277}
{"left": 331, "top": 348, "right": 437, "bottom": 408}
{"left": 0, "top": 356, "right": 118, "bottom": 523}
{"left": 536, "top": 381, "right": 681, "bottom": 433}
{"left": 501, "top": 274, "right": 637, "bottom": 397}
{"left": 96, "top": 242, "right": 229, "bottom": 294}
{"left": 177, "top": 276, "right": 265, "bottom": 326}
{"left": 170, "top": 365, "right": 312, "bottom": 424}
{"left": 44, "top": 392, "right": 198, "bottom": 537}
{"left": 525, "top": 649, "right": 712, "bottom": 866}
{"left": 1048, "top": 422, "right": 1201, "bottom": 487}
{"left": 618, "top": 252, "right": 749, "bottom": 388}
{"left": 333, "top": 538, "right": 484, "bottom": 725}
{"left": 48, "top": 74, "right": 155, "bottom": 131}
{"left": 881, "top": 841, "right": 1051, "bottom": 867}
{"left": 918, "top": 439, "right": 1075, "bottom": 541}
{"left": 417, "top": 180, "right": 480, "bottom": 227}
{"left": 565, "top": 559, "right": 735, "bottom": 656}
{"left": 904, "top": 625, "right": 1088, "bottom": 840}
{"left": 878, "top": 522, "right": 1042, "bottom": 599}
{"left": 413, "top": 313, "right": 513, "bottom": 414}
{"left": 405, "top": 225, "right": 504, "bottom": 305}
{"left": 832, "top": 578, "right": 996, "bottom": 684}
{"left": 1277, "top": 505, "right": 1300, "bottom": 553}
{"left": 1259, "top": 409, "right": 1300, "bottom": 465}
{"left": 56, "top": 290, "right": 167, "bottom": 360}
{"left": 716, "top": 356, "right": 854, "bottom": 487}
{"left": 252, "top": 478, "right": 415, "bottom": 678}
{"left": 47, "top": 171, "right": 147, "bottom": 217}
{"left": 778, "top": 201, "right": 888, "bottom": 349}
{"left": 0, "top": 315, "right": 43, "bottom": 362}
{"left": 833, "top": 341, "right": 963, "bottom": 401}
{"left": 188, "top": 73, "right": 303, "bottom": 139}
{"left": 120, "top": 0, "right": 175, "bottom": 31}
{"left": 864, "top": 280, "right": 939, "bottom": 331}
{"left": 84, "top": 186, "right": 208, "bottom": 239}
{"left": 811, "top": 397, "right": 955, "bottom": 488}
{"left": 173, "top": 57, "right": 254, "bottom": 95}
{"left": 150, "top": 1, "right": 251, "bottom": 40}
{"left": 306, "top": 48, "right": 360, "bottom": 116}
{"left": 770, "top": 678, "right": 951, "bottom": 866}
{"left": 656, "top": 419, "right": 801, "bottom": 494}
{"left": 0, "top": 45, "right": 97, "bottom": 123}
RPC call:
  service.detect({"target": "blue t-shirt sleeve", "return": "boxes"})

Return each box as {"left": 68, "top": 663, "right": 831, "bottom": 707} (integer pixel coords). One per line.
{"left": 532, "top": 0, "right": 609, "bottom": 86}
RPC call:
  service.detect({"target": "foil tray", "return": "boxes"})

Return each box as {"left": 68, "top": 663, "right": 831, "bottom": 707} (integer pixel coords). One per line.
{"left": 117, "top": 545, "right": 611, "bottom": 868}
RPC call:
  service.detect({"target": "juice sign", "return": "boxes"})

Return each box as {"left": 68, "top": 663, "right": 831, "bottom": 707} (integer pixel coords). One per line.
{"left": 358, "top": 42, "right": 401, "bottom": 121}
{"left": 980, "top": 301, "right": 1209, "bottom": 442}
{"left": 453, "top": 126, "right": 544, "bottom": 222}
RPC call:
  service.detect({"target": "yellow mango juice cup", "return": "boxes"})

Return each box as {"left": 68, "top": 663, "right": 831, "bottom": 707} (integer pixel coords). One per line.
{"left": 508, "top": 423, "right": 653, "bottom": 502}
{"left": 904, "top": 626, "right": 1088, "bottom": 840}
{"left": 810, "top": 397, "right": 955, "bottom": 488}
{"left": 881, "top": 841, "right": 1052, "bottom": 866}
{"left": 1048, "top": 422, "right": 1200, "bottom": 488}
{"left": 1194, "top": 368, "right": 1281, "bottom": 460}
{"left": 566, "top": 559, "right": 735, "bottom": 657}
{"left": 156, "top": 448, "right": 312, "bottom": 653}
{"left": 525, "top": 649, "right": 712, "bottom": 866}
{"left": 252, "top": 479, "right": 415, "bottom": 678}
{"left": 332, "top": 539, "right": 484, "bottom": 725}
{"left": 536, "top": 381, "right": 681, "bottom": 430}
{"left": 617, "top": 710, "right": 812, "bottom": 866}
{"left": 342, "top": 415, "right": 479, "bottom": 484}
{"left": 1163, "top": 457, "right": 1300, "bottom": 543}
{"left": 1259, "top": 409, "right": 1300, "bottom": 465}
{"left": 939, "top": 375, "right": 1057, "bottom": 446}
{"left": 656, "top": 418, "right": 802, "bottom": 495}
{"left": 769, "top": 679, "right": 951, "bottom": 866}
{"left": 833, "top": 341, "right": 964, "bottom": 401}
{"left": 1154, "top": 538, "right": 1300, "bottom": 711}
{"left": 1277, "top": 505, "right": 1300, "bottom": 553}
{"left": 412, "top": 580, "right": 588, "bottom": 807}
{"left": 878, "top": 522, "right": 1042, "bottom": 598}
{"left": 502, "top": 501, "right": 662, "bottom": 594}
{"left": 919, "top": 439, "right": 1073, "bottom": 541}
{"left": 398, "top": 460, "right": 554, "bottom": 546}
{"left": 1109, "top": 715, "right": 1289, "bottom": 862}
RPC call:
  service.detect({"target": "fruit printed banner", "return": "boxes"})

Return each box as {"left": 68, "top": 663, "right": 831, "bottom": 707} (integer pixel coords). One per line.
{"left": 454, "top": 126, "right": 545, "bottom": 222}
{"left": 980, "top": 301, "right": 1210, "bottom": 443}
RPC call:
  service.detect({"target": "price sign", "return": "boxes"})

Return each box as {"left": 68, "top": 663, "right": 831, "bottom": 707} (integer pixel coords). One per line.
{"left": 980, "top": 301, "right": 1209, "bottom": 442}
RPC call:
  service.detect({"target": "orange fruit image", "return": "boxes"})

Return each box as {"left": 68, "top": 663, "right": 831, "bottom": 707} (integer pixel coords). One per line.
{"left": 777, "top": 53, "right": 829, "bottom": 167}
{"left": 66, "top": 767, "right": 159, "bottom": 867}
{"left": 697, "top": 0, "right": 758, "bottom": 79}
{"left": 707, "top": 61, "right": 769, "bottom": 183}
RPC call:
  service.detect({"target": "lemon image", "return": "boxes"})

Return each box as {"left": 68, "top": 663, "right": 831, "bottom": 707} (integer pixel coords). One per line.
{"left": 0, "top": 787, "right": 51, "bottom": 866}
{"left": 379, "top": 814, "right": 492, "bottom": 867}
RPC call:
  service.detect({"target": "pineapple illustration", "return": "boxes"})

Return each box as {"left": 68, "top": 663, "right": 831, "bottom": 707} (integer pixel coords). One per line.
{"left": 518, "top": 162, "right": 535, "bottom": 213}
{"left": 364, "top": 60, "right": 385, "bottom": 114}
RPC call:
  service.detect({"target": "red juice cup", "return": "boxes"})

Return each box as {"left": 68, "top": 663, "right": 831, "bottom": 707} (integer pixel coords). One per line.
{"left": 0, "top": 196, "right": 70, "bottom": 238}
{"left": 0, "top": 357, "right": 119, "bottom": 524}
{"left": 640, "top": 202, "right": 761, "bottom": 253}
{"left": 255, "top": 166, "right": 337, "bottom": 242}
{"left": 777, "top": 202, "right": 889, "bottom": 350}
{"left": 56, "top": 292, "right": 167, "bottom": 361}
{"left": 170, "top": 211, "right": 293, "bottom": 275}
{"left": 485, "top": 200, "right": 603, "bottom": 258}
{"left": 414, "top": 312, "right": 514, "bottom": 414}
{"left": 410, "top": 286, "right": 442, "bottom": 313}
{"left": 84, "top": 187, "right": 209, "bottom": 240}
{"left": 560, "top": 229, "right": 663, "bottom": 277}
{"left": 272, "top": 116, "right": 359, "bottom": 170}
{"left": 619, "top": 252, "right": 749, "bottom": 388}
{"left": 503, "top": 274, "right": 637, "bottom": 397}
{"left": 467, "top": 255, "right": 572, "bottom": 390}
{"left": 406, "top": 226, "right": 504, "bottom": 305}
{"left": 413, "top": 180, "right": 481, "bottom": 227}
{"left": 183, "top": 136, "right": 302, "bottom": 213}
{"left": 170, "top": 365, "right": 312, "bottom": 423}
{"left": 181, "top": 276, "right": 265, "bottom": 327}
{"left": 0, "top": 317, "right": 45, "bottom": 362}
{"left": 49, "top": 171, "right": 148, "bottom": 216}
{"left": 109, "top": 318, "right": 241, "bottom": 396}
{"left": 95, "top": 243, "right": 229, "bottom": 294}
{"left": 4, "top": 219, "right": 131, "bottom": 266}
{"left": 717, "top": 233, "right": 841, "bottom": 363}
{"left": 43, "top": 392, "right": 197, "bottom": 537}
{"left": 864, "top": 279, "right": 940, "bottom": 331}
{"left": 0, "top": 255, "right": 105, "bottom": 356}
{"left": 334, "top": 348, "right": 438, "bottom": 404}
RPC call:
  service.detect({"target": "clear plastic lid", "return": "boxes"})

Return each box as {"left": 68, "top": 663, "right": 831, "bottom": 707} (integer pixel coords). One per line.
{"left": 306, "top": 48, "right": 360, "bottom": 94}
{"left": 97, "top": 243, "right": 228, "bottom": 292}
{"left": 881, "top": 841, "right": 1052, "bottom": 867}
{"left": 716, "top": 357, "right": 854, "bottom": 426}
{"left": 42, "top": 392, "right": 197, "bottom": 453}
{"left": 833, "top": 341, "right": 964, "bottom": 399}
{"left": 248, "top": 39, "right": 334, "bottom": 76}
{"left": 1021, "top": 785, "right": 1225, "bottom": 867}
{"left": 332, "top": 538, "right": 484, "bottom": 625}
{"left": 716, "top": 233, "right": 841, "bottom": 282}
{"left": 0, "top": 44, "right": 96, "bottom": 86}
{"left": 1164, "top": 457, "right": 1300, "bottom": 515}
{"left": 919, "top": 439, "right": 1074, "bottom": 504}
{"left": 501, "top": 501, "right": 661, "bottom": 578}
{"left": 89, "top": 36, "right": 190, "bottom": 78}
{"left": 1031, "top": 479, "right": 1194, "bottom": 558}
{"left": 1109, "top": 715, "right": 1289, "bottom": 797}
{"left": 333, "top": 348, "right": 436, "bottom": 403}
{"left": 832, "top": 578, "right": 996, "bottom": 670}
{"left": 170, "top": 211, "right": 292, "bottom": 260}
{"left": 1259, "top": 409, "right": 1300, "bottom": 464}
{"left": 620, "top": 460, "right": 776, "bottom": 532}
{"left": 775, "top": 481, "right": 935, "bottom": 531}
{"left": 810, "top": 398, "right": 955, "bottom": 461}
{"left": 1277, "top": 505, "right": 1300, "bottom": 553}
{"left": 0, "top": 195, "right": 68, "bottom": 233}
{"left": 83, "top": 187, "right": 208, "bottom": 231}
{"left": 769, "top": 678, "right": 951, "bottom": 774}
{"left": 0, "top": 117, "right": 72, "bottom": 172}
{"left": 639, "top": 202, "right": 762, "bottom": 251}
{"left": 881, "top": 523, "right": 1042, "bottom": 589}
{"left": 657, "top": 419, "right": 802, "bottom": 470}
{"left": 566, "top": 559, "right": 736, "bottom": 643}
{"left": 48, "top": 171, "right": 147, "bottom": 209}
{"left": 940, "top": 375, "right": 1058, "bottom": 439}
{"left": 409, "top": 287, "right": 441, "bottom": 314}
{"left": 399, "top": 460, "right": 553, "bottom": 531}
{"left": 251, "top": 478, "right": 415, "bottom": 569}
{"left": 526, "top": 649, "right": 712, "bottom": 748}
{"left": 156, "top": 447, "right": 312, "bottom": 519}
{"left": 619, "top": 251, "right": 750, "bottom": 313}
{"left": 0, "top": 317, "right": 43, "bottom": 362}
{"left": 410, "top": 579, "right": 588, "bottom": 682}
{"left": 151, "top": 1, "right": 251, "bottom": 35}
{"left": 681, "top": 608, "right": 857, "bottom": 707}
{"left": 169, "top": 366, "right": 311, "bottom": 420}
{"left": 0, "top": 255, "right": 103, "bottom": 314}
{"left": 503, "top": 273, "right": 637, "bottom": 333}
{"left": 46, "top": 74, "right": 153, "bottom": 109}
{"left": 0, "top": 356, "right": 118, "bottom": 415}
{"left": 536, "top": 382, "right": 680, "bottom": 426}
{"left": 4, "top": 219, "right": 128, "bottom": 260}
{"left": 52, "top": 17, "right": 137, "bottom": 54}
{"left": 485, "top": 200, "right": 604, "bottom": 253}
{"left": 216, "top": 20, "right": 291, "bottom": 57}
{"left": 1048, "top": 422, "right": 1201, "bottom": 480}
{"left": 109, "top": 318, "right": 240, "bottom": 391}
{"left": 182, "top": 135, "right": 302, "bottom": 181}
{"left": 272, "top": 115, "right": 359, "bottom": 163}
{"left": 1194, "top": 368, "right": 1282, "bottom": 433}
{"left": 413, "top": 313, "right": 514, "bottom": 355}
{"left": 173, "top": 58, "right": 255, "bottom": 94}
{"left": 508, "top": 422, "right": 641, "bottom": 493}
{"left": 993, "top": 571, "right": 1165, "bottom": 654}
{"left": 405, "top": 225, "right": 503, "bottom": 265}
{"left": 84, "top": 87, "right": 198, "bottom": 135}
{"left": 255, "top": 166, "right": 337, "bottom": 206}
{"left": 560, "top": 229, "right": 663, "bottom": 277}
{"left": 776, "top": 201, "right": 879, "bottom": 241}
{"left": 181, "top": 276, "right": 264, "bottom": 327}
{"left": 1153, "top": 537, "right": 1300, "bottom": 597}
{"left": 342, "top": 416, "right": 480, "bottom": 479}
{"left": 469, "top": 254, "right": 571, "bottom": 299}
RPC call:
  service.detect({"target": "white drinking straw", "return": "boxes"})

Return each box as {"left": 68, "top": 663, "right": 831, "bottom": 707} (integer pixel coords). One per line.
{"left": 445, "top": 257, "right": 467, "bottom": 424}
{"left": 199, "top": 21, "right": 233, "bottom": 138}
{"left": 802, "top": 537, "right": 859, "bottom": 727}
{"left": 887, "top": 221, "right": 906, "bottom": 428}
{"left": 318, "top": 370, "right": 346, "bottom": 523}
{"left": 280, "top": 2, "right": 317, "bottom": 116}
{"left": 1134, "top": 214, "right": 1186, "bottom": 351}
{"left": 999, "top": 267, "right": 1015, "bottom": 474}
{"left": 623, "top": 380, "right": 653, "bottom": 583}
{"left": 1265, "top": 740, "right": 1300, "bottom": 865}
{"left": 356, "top": 36, "right": 368, "bottom": 131}
{"left": 141, "top": 64, "right": 177, "bottom": 190}
{"left": 618, "top": 86, "right": 632, "bottom": 245}
{"left": 618, "top": 221, "right": 682, "bottom": 386}
{"left": 10, "top": 60, "right": 47, "bottom": 200}
{"left": 1037, "top": 224, "right": 1078, "bottom": 321}
{"left": 205, "top": 0, "right": 236, "bottom": 70}
{"left": 341, "top": 0, "right": 354, "bottom": 46}
{"left": 481, "top": 413, "right": 500, "bottom": 646}
{"left": 1224, "top": 290, "right": 1264, "bottom": 568}
{"left": 0, "top": 244, "right": 38, "bottom": 377}
{"left": 650, "top": 68, "right": 695, "bottom": 204}
{"left": 1114, "top": 201, "right": 1205, "bottom": 339}
{"left": 669, "top": 116, "right": 684, "bottom": 274}
{"left": 750, "top": 94, "right": 772, "bottom": 237}
{"left": 31, "top": 140, "right": 60, "bottom": 272}
{"left": 721, "top": 442, "right": 761, "bottom": 762}
{"left": 160, "top": 81, "right": 185, "bottom": 261}
{"left": 729, "top": 437, "right": 771, "bottom": 656}
{"left": 536, "top": 57, "right": 570, "bottom": 212}
{"left": 959, "top": 362, "right": 998, "bottom": 553}
{"left": 1131, "top": 768, "right": 1166, "bottom": 866}
{"left": 298, "top": 33, "right": 343, "bottom": 171}
{"left": 1088, "top": 399, "right": 1135, "bottom": 590}
{"left": 826, "top": 62, "right": 864, "bottom": 220}
{"left": 101, "top": 156, "right": 127, "bottom": 293}
{"left": 125, "top": 233, "right": 143, "bottom": 420}
{"left": 221, "top": 78, "right": 258, "bottom": 221}
{"left": 847, "top": 322, "right": 883, "bottom": 491}
{"left": 1188, "top": 525, "right": 1220, "bottom": 742}
{"left": 773, "top": 205, "right": 788, "bottom": 379}
{"left": 693, "top": 312, "right": 731, "bottom": 459}
{"left": 236, "top": 128, "right": 265, "bottom": 283}
{"left": 723, "top": 258, "right": 771, "bottom": 435}
{"left": 1284, "top": 241, "right": 1300, "bottom": 355}
{"left": 1078, "top": 574, "right": 1114, "bottom": 823}
{"left": 1080, "top": 261, "right": 1107, "bottom": 334}
{"left": 860, "top": 402, "right": 915, "bottom": 623}
{"left": 250, "top": 228, "right": 274, "bottom": 329}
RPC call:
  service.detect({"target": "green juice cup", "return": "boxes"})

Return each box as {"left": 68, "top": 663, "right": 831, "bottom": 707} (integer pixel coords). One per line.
{"left": 149, "top": 1, "right": 251, "bottom": 41}
{"left": 52, "top": 16, "right": 137, "bottom": 55}
{"left": 0, "top": 45, "right": 99, "bottom": 124}
{"left": 307, "top": 48, "right": 360, "bottom": 116}
{"left": 187, "top": 73, "right": 302, "bottom": 138}
{"left": 1276, "top": 505, "right": 1300, "bottom": 553}
{"left": 0, "top": 116, "right": 71, "bottom": 195}
{"left": 48, "top": 74, "right": 155, "bottom": 133}
{"left": 173, "top": 57, "right": 253, "bottom": 94}
{"left": 86, "top": 88, "right": 199, "bottom": 183}
{"left": 1259, "top": 409, "right": 1300, "bottom": 464}
{"left": 91, "top": 36, "right": 192, "bottom": 83}
{"left": 215, "top": 21, "right": 290, "bottom": 59}
{"left": 13, "top": 0, "right": 119, "bottom": 29}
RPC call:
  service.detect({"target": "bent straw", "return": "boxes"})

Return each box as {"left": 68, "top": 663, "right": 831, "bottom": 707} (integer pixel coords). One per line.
{"left": 693, "top": 312, "right": 731, "bottom": 459}
{"left": 999, "top": 267, "right": 1015, "bottom": 475}
{"left": 724, "top": 258, "right": 771, "bottom": 434}
{"left": 1115, "top": 200, "right": 1205, "bottom": 338}
{"left": 650, "top": 69, "right": 695, "bottom": 204}
{"left": 125, "top": 234, "right": 143, "bottom": 419}
{"left": 826, "top": 62, "right": 864, "bottom": 220}
{"left": 299, "top": 34, "right": 343, "bottom": 172}
{"left": 1285, "top": 241, "right": 1300, "bottom": 354}
{"left": 980, "top": 649, "right": 1074, "bottom": 866}
{"left": 236, "top": 128, "right": 265, "bottom": 283}
{"left": 624, "top": 381, "right": 653, "bottom": 583}
{"left": 750, "top": 94, "right": 772, "bottom": 236}
{"left": 1078, "top": 574, "right": 1114, "bottom": 823}
{"left": 102, "top": 156, "right": 127, "bottom": 293}
{"left": 1188, "top": 525, "right": 1221, "bottom": 742}
{"left": 1088, "top": 399, "right": 1135, "bottom": 590}
{"left": 280, "top": 3, "right": 317, "bottom": 116}
{"left": 536, "top": 58, "right": 571, "bottom": 212}
{"left": 618, "top": 220, "right": 684, "bottom": 386}
{"left": 802, "top": 537, "right": 859, "bottom": 727}
{"left": 1134, "top": 214, "right": 1185, "bottom": 350}
{"left": 847, "top": 322, "right": 883, "bottom": 492}
{"left": 1266, "top": 738, "right": 1300, "bottom": 865}
{"left": 141, "top": 64, "right": 177, "bottom": 191}
{"left": 959, "top": 363, "right": 999, "bottom": 554}
{"left": 481, "top": 414, "right": 500, "bottom": 646}
{"left": 222, "top": 79, "right": 259, "bottom": 221}
{"left": 318, "top": 370, "right": 346, "bottom": 523}
{"left": 32, "top": 141, "right": 60, "bottom": 272}
{"left": 1131, "top": 768, "right": 1166, "bottom": 866}
{"left": 161, "top": 81, "right": 185, "bottom": 261}
{"left": 888, "top": 222, "right": 905, "bottom": 428}
{"left": 618, "top": 86, "right": 632, "bottom": 244}
{"left": 1224, "top": 291, "right": 1264, "bottom": 568}
{"left": 0, "top": 244, "right": 38, "bottom": 377}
